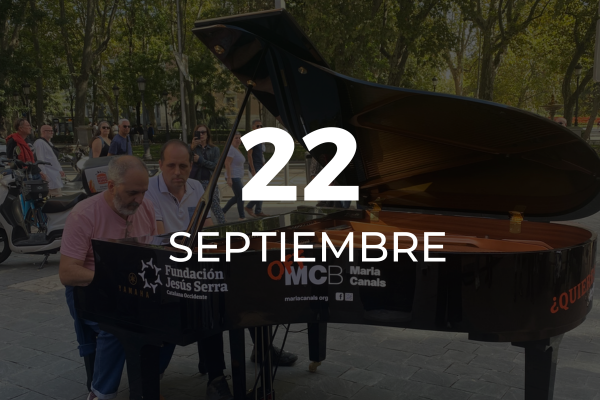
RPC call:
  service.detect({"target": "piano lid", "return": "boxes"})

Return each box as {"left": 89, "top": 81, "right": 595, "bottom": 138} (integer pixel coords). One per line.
{"left": 193, "top": 9, "right": 600, "bottom": 222}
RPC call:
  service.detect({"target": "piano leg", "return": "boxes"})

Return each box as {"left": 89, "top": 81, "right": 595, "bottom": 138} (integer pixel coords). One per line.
{"left": 109, "top": 329, "right": 161, "bottom": 400}
{"left": 252, "top": 326, "right": 274, "bottom": 399}
{"left": 228, "top": 328, "right": 247, "bottom": 399}
{"left": 512, "top": 334, "right": 563, "bottom": 400}
{"left": 307, "top": 323, "right": 327, "bottom": 372}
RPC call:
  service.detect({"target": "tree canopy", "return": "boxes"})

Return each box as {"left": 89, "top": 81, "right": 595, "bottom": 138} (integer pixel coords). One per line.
{"left": 0, "top": 0, "right": 597, "bottom": 135}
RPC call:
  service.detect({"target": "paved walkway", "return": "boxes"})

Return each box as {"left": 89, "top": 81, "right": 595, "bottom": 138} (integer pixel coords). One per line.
{"left": 0, "top": 167, "right": 598, "bottom": 399}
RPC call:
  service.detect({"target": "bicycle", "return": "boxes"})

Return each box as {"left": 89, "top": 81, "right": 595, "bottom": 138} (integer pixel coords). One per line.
{"left": 12, "top": 160, "right": 52, "bottom": 234}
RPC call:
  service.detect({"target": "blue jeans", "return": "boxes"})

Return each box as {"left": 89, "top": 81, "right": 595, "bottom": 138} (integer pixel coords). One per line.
{"left": 222, "top": 178, "right": 245, "bottom": 218}
{"left": 66, "top": 287, "right": 175, "bottom": 399}
{"left": 246, "top": 166, "right": 263, "bottom": 214}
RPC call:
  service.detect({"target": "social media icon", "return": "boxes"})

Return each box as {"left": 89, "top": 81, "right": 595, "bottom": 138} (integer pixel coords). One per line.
{"left": 335, "top": 293, "right": 344, "bottom": 301}
{"left": 345, "top": 293, "right": 353, "bottom": 301}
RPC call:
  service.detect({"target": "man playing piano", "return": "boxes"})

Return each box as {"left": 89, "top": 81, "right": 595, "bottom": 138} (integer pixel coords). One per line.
{"left": 59, "top": 156, "right": 176, "bottom": 400}
{"left": 144, "top": 140, "right": 236, "bottom": 400}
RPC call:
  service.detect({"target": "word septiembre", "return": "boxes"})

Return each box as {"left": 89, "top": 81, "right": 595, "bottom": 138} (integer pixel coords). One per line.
{"left": 168, "top": 231, "right": 447, "bottom": 263}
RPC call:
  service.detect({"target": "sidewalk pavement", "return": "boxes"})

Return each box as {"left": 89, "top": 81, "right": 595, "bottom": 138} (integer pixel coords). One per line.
{"left": 2, "top": 168, "right": 598, "bottom": 400}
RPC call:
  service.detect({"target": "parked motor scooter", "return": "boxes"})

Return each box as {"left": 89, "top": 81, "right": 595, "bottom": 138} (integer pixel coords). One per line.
{"left": 0, "top": 159, "right": 87, "bottom": 268}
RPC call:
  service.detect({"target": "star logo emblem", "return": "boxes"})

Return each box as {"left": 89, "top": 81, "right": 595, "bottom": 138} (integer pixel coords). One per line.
{"left": 139, "top": 258, "right": 163, "bottom": 294}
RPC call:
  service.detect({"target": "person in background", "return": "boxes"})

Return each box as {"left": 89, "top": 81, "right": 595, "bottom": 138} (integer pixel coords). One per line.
{"left": 556, "top": 117, "right": 567, "bottom": 127}
{"left": 190, "top": 124, "right": 226, "bottom": 225}
{"left": 222, "top": 132, "right": 246, "bottom": 220}
{"left": 147, "top": 123, "right": 155, "bottom": 144}
{"left": 107, "top": 119, "right": 132, "bottom": 156}
{"left": 33, "top": 125, "right": 65, "bottom": 197}
{"left": 7, "top": 118, "right": 47, "bottom": 180}
{"left": 244, "top": 119, "right": 269, "bottom": 218}
{"left": 59, "top": 156, "right": 175, "bottom": 400}
{"left": 144, "top": 141, "right": 232, "bottom": 400}
{"left": 90, "top": 120, "right": 112, "bottom": 158}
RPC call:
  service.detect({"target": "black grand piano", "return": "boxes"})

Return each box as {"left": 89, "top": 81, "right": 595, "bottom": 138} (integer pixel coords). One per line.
{"left": 75, "top": 9, "right": 598, "bottom": 400}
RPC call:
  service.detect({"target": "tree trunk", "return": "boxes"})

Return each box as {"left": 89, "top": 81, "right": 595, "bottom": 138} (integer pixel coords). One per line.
{"left": 30, "top": 0, "right": 44, "bottom": 129}
{"left": 386, "top": 37, "right": 410, "bottom": 87}
{"left": 185, "top": 80, "right": 196, "bottom": 130}
{"left": 91, "top": 77, "right": 98, "bottom": 123}
{"left": 74, "top": 75, "right": 90, "bottom": 127}
{"left": 478, "top": 31, "right": 496, "bottom": 101}
{"left": 582, "top": 83, "right": 600, "bottom": 142}
{"left": 563, "top": 70, "right": 593, "bottom": 127}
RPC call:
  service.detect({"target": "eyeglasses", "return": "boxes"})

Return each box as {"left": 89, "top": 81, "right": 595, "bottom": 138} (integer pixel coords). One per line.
{"left": 255, "top": 125, "right": 263, "bottom": 128}
{"left": 196, "top": 130, "right": 207, "bottom": 135}
{"left": 122, "top": 125, "right": 130, "bottom": 128}
{"left": 101, "top": 126, "right": 110, "bottom": 129}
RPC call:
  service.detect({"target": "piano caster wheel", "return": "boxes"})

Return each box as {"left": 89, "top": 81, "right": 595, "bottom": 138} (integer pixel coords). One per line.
{"left": 308, "top": 361, "right": 321, "bottom": 372}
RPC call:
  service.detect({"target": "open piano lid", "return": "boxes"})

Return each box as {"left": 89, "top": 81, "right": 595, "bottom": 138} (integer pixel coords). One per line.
{"left": 193, "top": 9, "right": 600, "bottom": 222}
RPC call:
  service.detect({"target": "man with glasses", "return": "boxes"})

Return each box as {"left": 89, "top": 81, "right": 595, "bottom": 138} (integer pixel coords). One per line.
{"left": 107, "top": 118, "right": 133, "bottom": 156}
{"left": 145, "top": 140, "right": 236, "bottom": 400}
{"left": 245, "top": 119, "right": 269, "bottom": 217}
{"left": 59, "top": 156, "right": 175, "bottom": 400}
{"left": 33, "top": 125, "right": 65, "bottom": 197}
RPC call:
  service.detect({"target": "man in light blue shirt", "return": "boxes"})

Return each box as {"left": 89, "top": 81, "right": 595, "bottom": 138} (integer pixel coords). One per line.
{"left": 145, "top": 140, "right": 234, "bottom": 400}
{"left": 145, "top": 140, "right": 213, "bottom": 233}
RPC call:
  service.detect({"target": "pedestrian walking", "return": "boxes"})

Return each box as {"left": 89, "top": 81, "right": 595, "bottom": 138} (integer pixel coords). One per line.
{"left": 190, "top": 124, "right": 226, "bottom": 224}
{"left": 222, "top": 132, "right": 246, "bottom": 220}
{"left": 245, "top": 119, "right": 269, "bottom": 217}
{"left": 147, "top": 123, "right": 155, "bottom": 144}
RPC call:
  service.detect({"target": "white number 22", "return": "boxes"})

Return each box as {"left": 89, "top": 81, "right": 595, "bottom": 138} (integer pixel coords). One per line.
{"left": 241, "top": 127, "right": 358, "bottom": 201}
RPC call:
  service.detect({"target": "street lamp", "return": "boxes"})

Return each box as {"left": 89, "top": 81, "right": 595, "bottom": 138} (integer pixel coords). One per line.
{"left": 574, "top": 63, "right": 583, "bottom": 127}
{"left": 162, "top": 91, "right": 170, "bottom": 141}
{"left": 22, "top": 81, "right": 31, "bottom": 124}
{"left": 112, "top": 85, "right": 120, "bottom": 120}
{"left": 432, "top": 77, "right": 438, "bottom": 92}
{"left": 137, "top": 76, "right": 152, "bottom": 160}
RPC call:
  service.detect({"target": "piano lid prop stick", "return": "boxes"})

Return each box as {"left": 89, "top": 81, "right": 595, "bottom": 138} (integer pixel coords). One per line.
{"left": 185, "top": 84, "right": 255, "bottom": 248}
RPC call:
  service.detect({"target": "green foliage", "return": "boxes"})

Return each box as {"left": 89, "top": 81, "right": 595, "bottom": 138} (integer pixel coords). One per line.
{"left": 0, "top": 0, "right": 598, "bottom": 131}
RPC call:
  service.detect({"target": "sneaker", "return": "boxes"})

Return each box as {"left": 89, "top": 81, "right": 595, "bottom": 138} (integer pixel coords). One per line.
{"left": 206, "top": 376, "right": 233, "bottom": 400}
{"left": 86, "top": 393, "right": 98, "bottom": 400}
{"left": 255, "top": 212, "right": 270, "bottom": 217}
{"left": 244, "top": 207, "right": 256, "bottom": 217}
{"left": 250, "top": 345, "right": 298, "bottom": 366}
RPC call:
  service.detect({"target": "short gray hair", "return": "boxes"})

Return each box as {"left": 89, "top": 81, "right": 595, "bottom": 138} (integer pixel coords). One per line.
{"left": 118, "top": 118, "right": 129, "bottom": 127}
{"left": 107, "top": 156, "right": 148, "bottom": 185}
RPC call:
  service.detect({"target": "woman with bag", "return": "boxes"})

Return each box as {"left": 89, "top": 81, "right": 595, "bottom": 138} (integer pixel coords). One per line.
{"left": 222, "top": 132, "right": 246, "bottom": 220}
{"left": 190, "top": 124, "right": 226, "bottom": 224}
